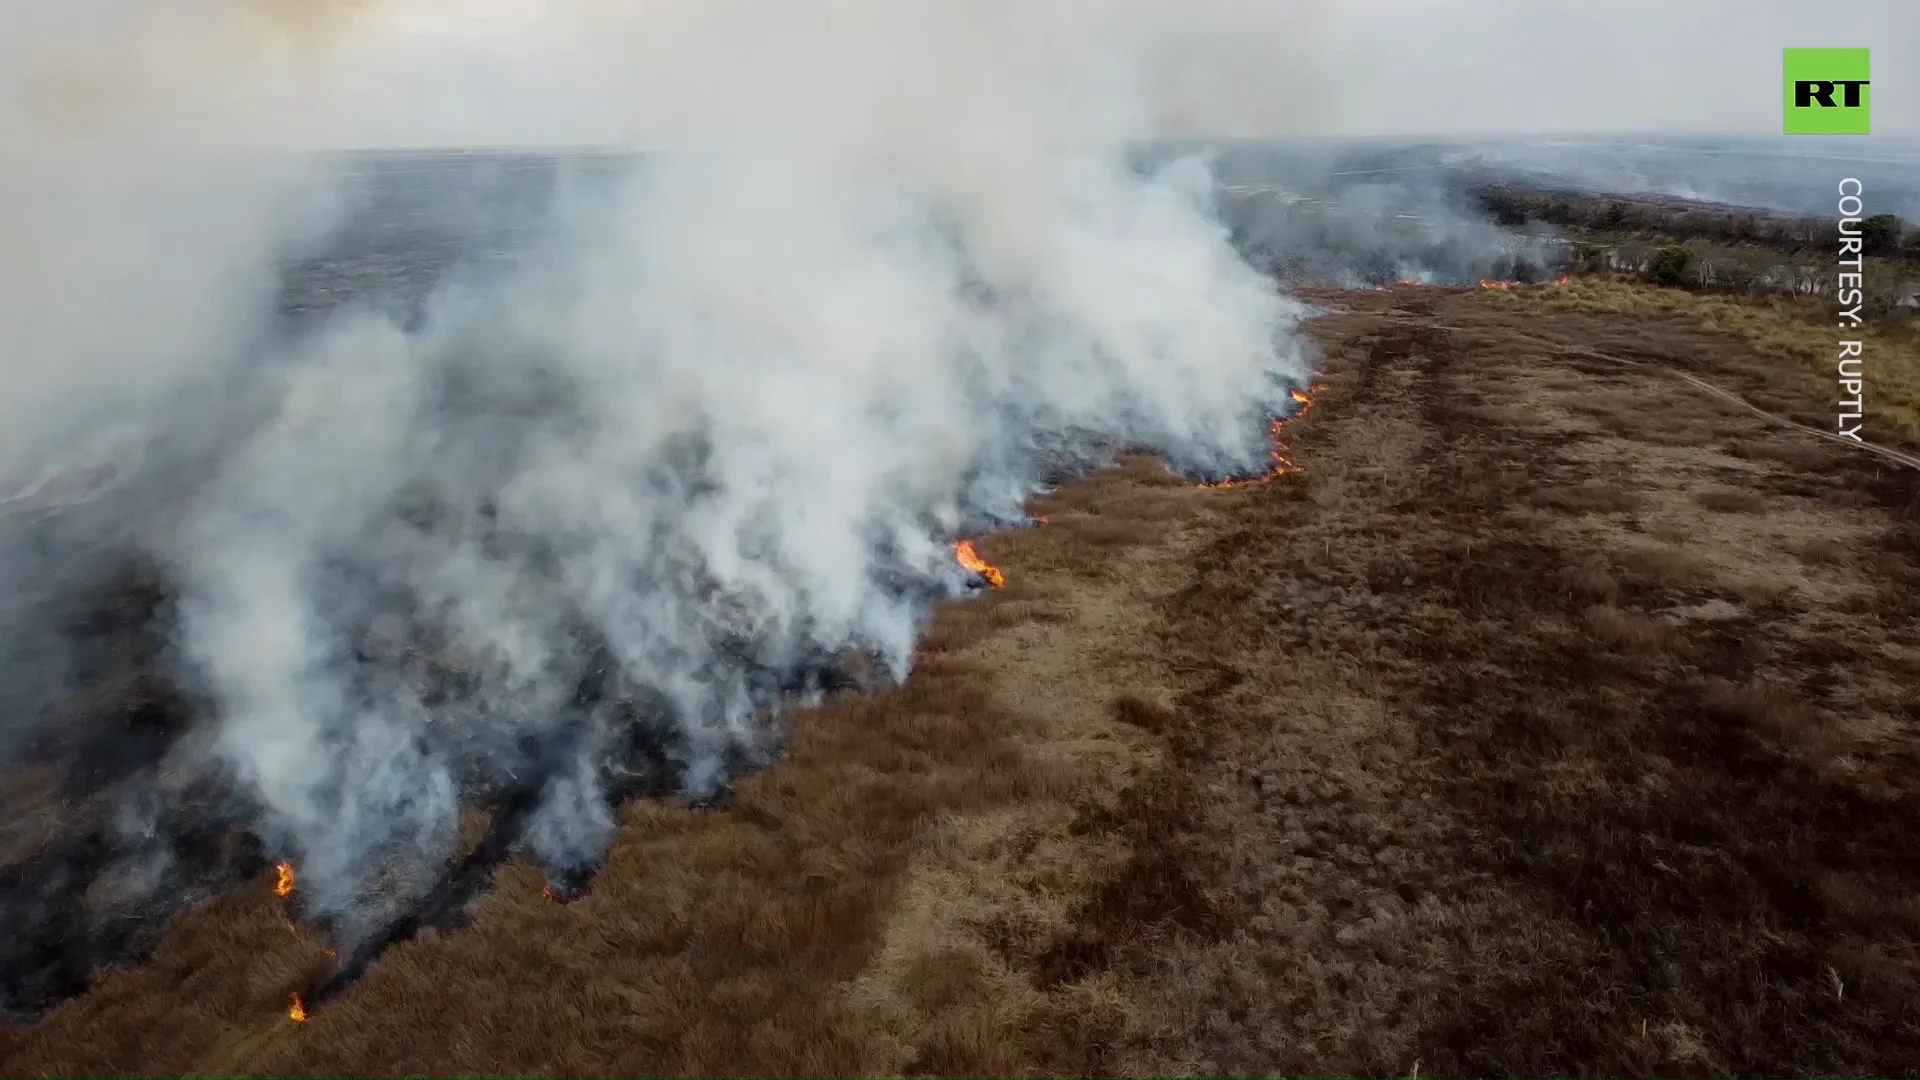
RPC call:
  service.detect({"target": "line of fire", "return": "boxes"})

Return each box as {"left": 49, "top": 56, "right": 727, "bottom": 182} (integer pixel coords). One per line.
{"left": 250, "top": 376, "right": 1324, "bottom": 1025}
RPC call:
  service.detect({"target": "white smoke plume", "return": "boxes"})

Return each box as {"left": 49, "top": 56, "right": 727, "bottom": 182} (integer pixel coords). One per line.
{"left": 1, "top": 0, "right": 1314, "bottom": 964}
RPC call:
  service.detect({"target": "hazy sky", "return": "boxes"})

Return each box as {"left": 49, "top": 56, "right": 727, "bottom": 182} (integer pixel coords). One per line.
{"left": 1315, "top": 0, "right": 1918, "bottom": 137}
{"left": 8, "top": 1, "right": 1917, "bottom": 147}
{"left": 321, "top": 0, "right": 1920, "bottom": 142}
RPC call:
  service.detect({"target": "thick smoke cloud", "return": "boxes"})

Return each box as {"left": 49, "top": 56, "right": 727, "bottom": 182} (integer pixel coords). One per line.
{"left": 0, "top": 2, "right": 367, "bottom": 765}
{"left": 1, "top": 0, "right": 1315, "bottom": 988}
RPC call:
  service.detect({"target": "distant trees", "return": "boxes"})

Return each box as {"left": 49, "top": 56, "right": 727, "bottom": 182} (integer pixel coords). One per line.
{"left": 1472, "top": 185, "right": 1920, "bottom": 264}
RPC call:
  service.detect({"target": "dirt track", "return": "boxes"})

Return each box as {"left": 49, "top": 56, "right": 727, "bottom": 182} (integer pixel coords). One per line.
{"left": 7, "top": 285, "right": 1920, "bottom": 1077}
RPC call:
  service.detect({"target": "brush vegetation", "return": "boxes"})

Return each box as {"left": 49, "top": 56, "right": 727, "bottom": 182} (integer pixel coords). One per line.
{"left": 1479, "top": 184, "right": 1920, "bottom": 321}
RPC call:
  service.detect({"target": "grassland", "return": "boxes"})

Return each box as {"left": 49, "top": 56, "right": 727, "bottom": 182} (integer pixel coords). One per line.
{"left": 6, "top": 280, "right": 1920, "bottom": 1077}
{"left": 1504, "top": 277, "right": 1920, "bottom": 438}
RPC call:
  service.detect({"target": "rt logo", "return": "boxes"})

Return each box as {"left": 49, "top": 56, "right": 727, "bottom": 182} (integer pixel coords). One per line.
{"left": 1785, "top": 48, "right": 1870, "bottom": 134}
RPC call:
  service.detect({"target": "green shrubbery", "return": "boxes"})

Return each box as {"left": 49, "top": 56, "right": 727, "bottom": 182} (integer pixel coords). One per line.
{"left": 1644, "top": 245, "right": 1692, "bottom": 288}
{"left": 1862, "top": 214, "right": 1905, "bottom": 256}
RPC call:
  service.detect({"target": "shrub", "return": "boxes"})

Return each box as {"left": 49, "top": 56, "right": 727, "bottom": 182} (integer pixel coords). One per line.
{"left": 1719, "top": 261, "right": 1761, "bottom": 295}
{"left": 1862, "top": 214, "right": 1906, "bottom": 256}
{"left": 1645, "top": 245, "right": 1693, "bottom": 288}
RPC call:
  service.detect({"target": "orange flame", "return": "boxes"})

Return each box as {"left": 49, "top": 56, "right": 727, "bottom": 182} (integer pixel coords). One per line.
{"left": 1553, "top": 274, "right": 1571, "bottom": 285}
{"left": 1396, "top": 279, "right": 1426, "bottom": 287}
{"left": 954, "top": 540, "right": 1004, "bottom": 588}
{"left": 274, "top": 862, "right": 295, "bottom": 898}
{"left": 288, "top": 993, "right": 308, "bottom": 1023}
{"left": 1033, "top": 515, "right": 1050, "bottom": 526}
{"left": 1198, "top": 384, "right": 1321, "bottom": 490}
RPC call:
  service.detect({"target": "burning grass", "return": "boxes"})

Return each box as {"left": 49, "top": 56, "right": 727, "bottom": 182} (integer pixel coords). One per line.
{"left": 951, "top": 539, "right": 1005, "bottom": 589}
{"left": 8, "top": 281, "right": 1920, "bottom": 1076}
{"left": 1195, "top": 385, "right": 1320, "bottom": 490}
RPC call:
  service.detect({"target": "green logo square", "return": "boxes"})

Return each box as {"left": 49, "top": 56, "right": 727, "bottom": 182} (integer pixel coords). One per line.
{"left": 1784, "top": 48, "right": 1870, "bottom": 134}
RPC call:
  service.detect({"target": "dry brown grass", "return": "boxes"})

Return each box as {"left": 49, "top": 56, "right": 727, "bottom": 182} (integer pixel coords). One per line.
{"left": 1695, "top": 487, "right": 1769, "bottom": 514}
{"left": 1796, "top": 536, "right": 1853, "bottom": 566}
{"left": 1489, "top": 277, "right": 1920, "bottom": 438}
{"left": 8, "top": 280, "right": 1920, "bottom": 1076}
{"left": 1582, "top": 603, "right": 1677, "bottom": 654}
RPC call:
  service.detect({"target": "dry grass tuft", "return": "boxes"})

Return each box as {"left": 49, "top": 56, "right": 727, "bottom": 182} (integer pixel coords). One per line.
{"left": 1695, "top": 487, "right": 1769, "bottom": 514}
{"left": 1582, "top": 603, "right": 1676, "bottom": 653}
{"left": 1795, "top": 536, "right": 1853, "bottom": 566}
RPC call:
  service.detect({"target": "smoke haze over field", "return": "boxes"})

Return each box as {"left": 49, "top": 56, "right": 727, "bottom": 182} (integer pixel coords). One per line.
{"left": 6, "top": 0, "right": 1920, "bottom": 1020}
{"left": 1, "top": 0, "right": 1325, "bottom": 1002}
